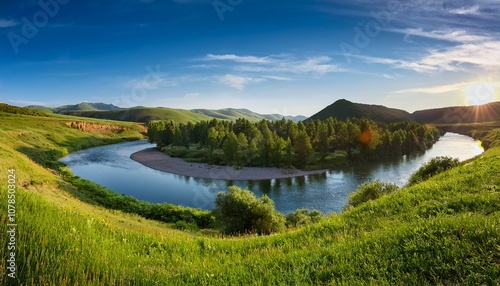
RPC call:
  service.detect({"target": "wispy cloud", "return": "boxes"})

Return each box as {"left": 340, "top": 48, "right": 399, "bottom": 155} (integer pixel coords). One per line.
{"left": 388, "top": 28, "right": 490, "bottom": 43}
{"left": 216, "top": 74, "right": 264, "bottom": 90}
{"left": 0, "top": 19, "right": 18, "bottom": 28}
{"left": 358, "top": 30, "right": 500, "bottom": 73}
{"left": 184, "top": 92, "right": 199, "bottom": 99}
{"left": 394, "top": 82, "right": 470, "bottom": 94}
{"left": 203, "top": 54, "right": 346, "bottom": 74}
{"left": 449, "top": 5, "right": 481, "bottom": 15}
{"left": 205, "top": 54, "right": 270, "bottom": 64}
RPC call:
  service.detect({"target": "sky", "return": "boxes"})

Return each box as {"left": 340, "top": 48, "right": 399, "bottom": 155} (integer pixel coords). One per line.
{"left": 1, "top": 0, "right": 499, "bottom": 117}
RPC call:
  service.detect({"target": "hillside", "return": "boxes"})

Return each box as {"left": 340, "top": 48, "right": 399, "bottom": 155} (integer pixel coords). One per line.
{"left": 26, "top": 102, "right": 305, "bottom": 123}
{"left": 412, "top": 101, "right": 500, "bottom": 124}
{"left": 1, "top": 109, "right": 499, "bottom": 284}
{"left": 25, "top": 102, "right": 122, "bottom": 114}
{"left": 64, "top": 107, "right": 214, "bottom": 124}
{"left": 308, "top": 99, "right": 415, "bottom": 123}
{"left": 192, "top": 108, "right": 306, "bottom": 122}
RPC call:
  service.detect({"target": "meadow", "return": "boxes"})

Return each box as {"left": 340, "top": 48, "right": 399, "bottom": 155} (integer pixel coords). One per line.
{"left": 0, "top": 111, "right": 499, "bottom": 285}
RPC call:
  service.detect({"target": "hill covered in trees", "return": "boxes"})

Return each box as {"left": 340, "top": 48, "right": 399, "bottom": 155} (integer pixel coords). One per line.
{"left": 147, "top": 117, "right": 440, "bottom": 169}
{"left": 308, "top": 99, "right": 415, "bottom": 123}
{"left": 412, "top": 101, "right": 500, "bottom": 124}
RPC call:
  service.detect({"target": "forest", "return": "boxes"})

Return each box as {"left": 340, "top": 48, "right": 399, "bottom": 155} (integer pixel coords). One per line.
{"left": 147, "top": 117, "right": 441, "bottom": 169}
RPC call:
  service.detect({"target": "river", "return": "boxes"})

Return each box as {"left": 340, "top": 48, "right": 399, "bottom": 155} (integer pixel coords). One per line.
{"left": 59, "top": 133, "right": 483, "bottom": 214}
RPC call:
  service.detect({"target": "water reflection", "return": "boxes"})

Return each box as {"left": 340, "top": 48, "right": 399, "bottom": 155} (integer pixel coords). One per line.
{"left": 60, "top": 133, "right": 483, "bottom": 214}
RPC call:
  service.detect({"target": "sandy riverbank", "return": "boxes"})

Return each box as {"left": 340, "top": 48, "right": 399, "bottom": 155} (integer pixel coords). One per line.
{"left": 130, "top": 148, "right": 327, "bottom": 180}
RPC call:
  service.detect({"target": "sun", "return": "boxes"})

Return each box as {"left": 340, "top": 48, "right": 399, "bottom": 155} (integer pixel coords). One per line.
{"left": 464, "top": 82, "right": 496, "bottom": 106}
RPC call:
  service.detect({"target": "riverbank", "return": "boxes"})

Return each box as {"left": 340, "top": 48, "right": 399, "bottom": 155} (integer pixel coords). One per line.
{"left": 131, "top": 148, "right": 327, "bottom": 180}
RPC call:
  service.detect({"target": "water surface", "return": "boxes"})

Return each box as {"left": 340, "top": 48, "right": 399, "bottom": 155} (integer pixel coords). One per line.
{"left": 60, "top": 133, "right": 483, "bottom": 214}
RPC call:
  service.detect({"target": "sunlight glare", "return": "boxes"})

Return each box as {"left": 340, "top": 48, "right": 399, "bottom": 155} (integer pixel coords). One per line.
{"left": 464, "top": 82, "right": 496, "bottom": 106}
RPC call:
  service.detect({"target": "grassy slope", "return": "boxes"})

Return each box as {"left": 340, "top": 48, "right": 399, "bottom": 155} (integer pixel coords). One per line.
{"left": 1, "top": 113, "right": 499, "bottom": 285}
{"left": 64, "top": 107, "right": 214, "bottom": 124}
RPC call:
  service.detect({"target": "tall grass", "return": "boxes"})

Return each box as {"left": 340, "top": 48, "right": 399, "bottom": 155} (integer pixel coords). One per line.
{"left": 1, "top": 112, "right": 499, "bottom": 285}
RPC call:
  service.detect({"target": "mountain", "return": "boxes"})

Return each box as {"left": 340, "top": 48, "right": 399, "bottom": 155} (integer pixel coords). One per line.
{"left": 412, "top": 101, "right": 500, "bottom": 124}
{"left": 308, "top": 99, "right": 415, "bottom": 123}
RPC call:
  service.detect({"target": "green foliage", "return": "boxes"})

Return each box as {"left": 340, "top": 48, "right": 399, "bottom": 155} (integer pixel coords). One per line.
{"left": 470, "top": 128, "right": 500, "bottom": 150}
{"left": 308, "top": 98, "right": 415, "bottom": 123}
{"left": 293, "top": 130, "right": 314, "bottom": 168}
{"left": 148, "top": 116, "right": 440, "bottom": 170}
{"left": 175, "top": 220, "right": 200, "bottom": 232}
{"left": 286, "top": 209, "right": 324, "bottom": 227}
{"left": 0, "top": 103, "right": 49, "bottom": 116}
{"left": 161, "top": 145, "right": 189, "bottom": 157}
{"left": 346, "top": 180, "right": 399, "bottom": 208}
{"left": 213, "top": 186, "right": 285, "bottom": 235}
{"left": 408, "top": 156, "right": 460, "bottom": 186}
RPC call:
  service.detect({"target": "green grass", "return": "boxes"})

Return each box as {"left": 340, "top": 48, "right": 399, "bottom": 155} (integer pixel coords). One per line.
{"left": 1, "top": 112, "right": 499, "bottom": 285}
{"left": 65, "top": 107, "right": 216, "bottom": 124}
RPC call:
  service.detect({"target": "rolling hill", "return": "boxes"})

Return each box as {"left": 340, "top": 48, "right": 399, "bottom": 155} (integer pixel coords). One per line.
{"left": 63, "top": 107, "right": 214, "bottom": 124}
{"left": 308, "top": 99, "right": 415, "bottom": 123}
{"left": 26, "top": 103, "right": 306, "bottom": 123}
{"left": 26, "top": 102, "right": 122, "bottom": 113}
{"left": 412, "top": 101, "right": 500, "bottom": 124}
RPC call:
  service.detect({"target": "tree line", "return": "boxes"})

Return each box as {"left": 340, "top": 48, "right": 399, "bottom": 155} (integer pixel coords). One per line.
{"left": 147, "top": 117, "right": 441, "bottom": 169}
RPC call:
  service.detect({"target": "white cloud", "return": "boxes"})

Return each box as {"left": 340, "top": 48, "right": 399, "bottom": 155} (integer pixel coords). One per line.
{"left": 358, "top": 40, "right": 500, "bottom": 73}
{"left": 389, "top": 28, "right": 490, "bottom": 43}
{"left": 262, "top": 75, "right": 292, "bottom": 81}
{"left": 204, "top": 54, "right": 345, "bottom": 74}
{"left": 449, "top": 5, "right": 481, "bottom": 15}
{"left": 205, "top": 54, "right": 270, "bottom": 64}
{"left": 216, "top": 74, "right": 263, "bottom": 90}
{"left": 394, "top": 82, "right": 470, "bottom": 94}
{"left": 184, "top": 92, "right": 199, "bottom": 99}
{"left": 0, "top": 19, "right": 18, "bottom": 28}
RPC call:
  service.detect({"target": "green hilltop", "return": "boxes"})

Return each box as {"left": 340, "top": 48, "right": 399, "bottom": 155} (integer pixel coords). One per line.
{"left": 308, "top": 99, "right": 415, "bottom": 123}
{"left": 0, "top": 104, "right": 499, "bottom": 284}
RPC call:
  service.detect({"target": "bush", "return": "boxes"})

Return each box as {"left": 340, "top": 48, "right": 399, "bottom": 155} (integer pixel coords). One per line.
{"left": 408, "top": 156, "right": 460, "bottom": 186}
{"left": 346, "top": 180, "right": 399, "bottom": 208}
{"left": 213, "top": 186, "right": 285, "bottom": 235}
{"left": 286, "top": 209, "right": 324, "bottom": 228}
{"left": 162, "top": 146, "right": 188, "bottom": 157}
{"left": 174, "top": 220, "right": 200, "bottom": 232}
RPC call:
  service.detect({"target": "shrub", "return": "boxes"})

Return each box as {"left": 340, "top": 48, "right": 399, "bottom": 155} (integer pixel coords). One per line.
{"left": 286, "top": 209, "right": 324, "bottom": 228}
{"left": 408, "top": 156, "right": 460, "bottom": 186}
{"left": 174, "top": 220, "right": 200, "bottom": 232}
{"left": 213, "top": 186, "right": 285, "bottom": 235}
{"left": 346, "top": 180, "right": 399, "bottom": 208}
{"left": 162, "top": 146, "right": 189, "bottom": 157}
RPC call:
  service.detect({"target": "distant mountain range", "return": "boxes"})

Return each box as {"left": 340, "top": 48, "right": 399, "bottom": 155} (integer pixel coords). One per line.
{"left": 23, "top": 99, "right": 500, "bottom": 125}
{"left": 25, "top": 103, "right": 307, "bottom": 124}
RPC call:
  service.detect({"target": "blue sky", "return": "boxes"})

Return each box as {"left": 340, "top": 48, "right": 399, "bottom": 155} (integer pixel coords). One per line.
{"left": 1, "top": 0, "right": 499, "bottom": 116}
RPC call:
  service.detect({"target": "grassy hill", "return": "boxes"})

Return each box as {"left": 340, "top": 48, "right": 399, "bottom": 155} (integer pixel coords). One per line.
{"left": 1, "top": 108, "right": 499, "bottom": 284}
{"left": 62, "top": 107, "right": 214, "bottom": 124}
{"left": 308, "top": 99, "right": 415, "bottom": 123}
{"left": 412, "top": 101, "right": 500, "bottom": 124}
{"left": 26, "top": 103, "right": 306, "bottom": 123}
{"left": 193, "top": 108, "right": 306, "bottom": 122}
